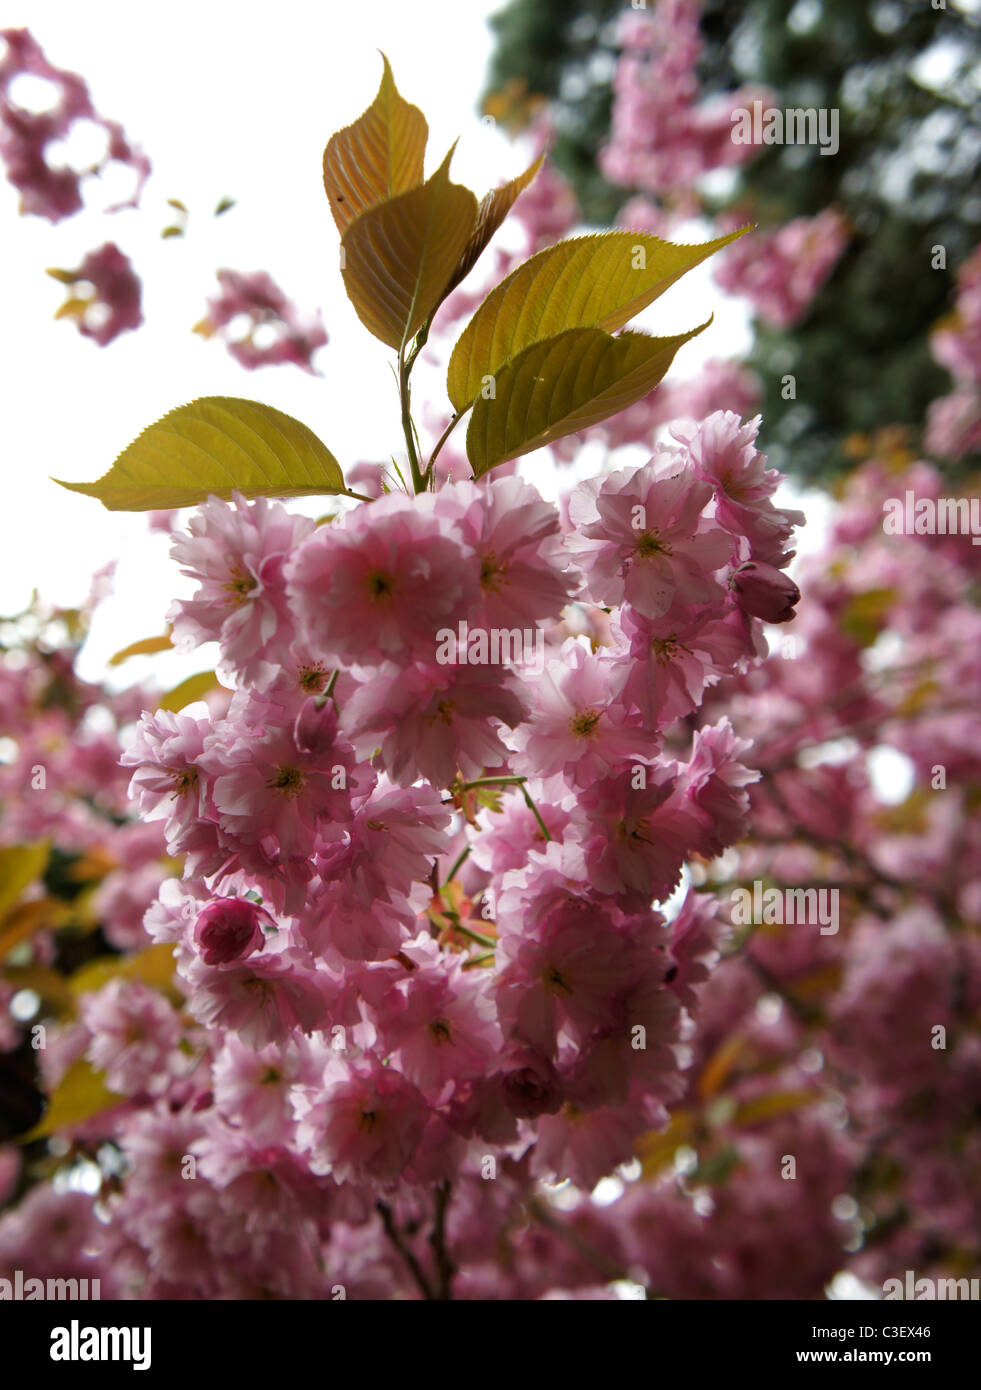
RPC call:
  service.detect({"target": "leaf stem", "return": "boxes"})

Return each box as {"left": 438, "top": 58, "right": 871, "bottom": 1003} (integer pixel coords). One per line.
{"left": 520, "top": 784, "right": 552, "bottom": 842}
{"left": 424, "top": 409, "right": 466, "bottom": 482}
{"left": 460, "top": 776, "right": 551, "bottom": 840}
{"left": 461, "top": 950, "right": 496, "bottom": 970}
{"left": 461, "top": 775, "right": 527, "bottom": 789}
{"left": 452, "top": 923, "right": 496, "bottom": 949}
{"left": 398, "top": 342, "right": 426, "bottom": 494}
{"left": 445, "top": 844, "right": 471, "bottom": 883}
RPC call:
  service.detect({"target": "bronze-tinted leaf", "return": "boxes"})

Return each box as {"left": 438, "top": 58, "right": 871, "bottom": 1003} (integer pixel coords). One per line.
{"left": 323, "top": 53, "right": 428, "bottom": 234}
{"left": 340, "top": 146, "right": 477, "bottom": 350}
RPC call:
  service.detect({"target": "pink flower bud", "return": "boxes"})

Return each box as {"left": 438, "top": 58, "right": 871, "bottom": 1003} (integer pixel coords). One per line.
{"left": 293, "top": 695, "right": 339, "bottom": 756}
{"left": 194, "top": 897, "right": 267, "bottom": 965}
{"left": 732, "top": 560, "right": 800, "bottom": 623}
{"left": 501, "top": 1051, "right": 563, "bottom": 1119}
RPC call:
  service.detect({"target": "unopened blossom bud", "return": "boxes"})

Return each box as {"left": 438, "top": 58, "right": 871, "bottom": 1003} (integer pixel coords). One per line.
{"left": 731, "top": 560, "right": 800, "bottom": 623}
{"left": 501, "top": 1051, "right": 563, "bottom": 1119}
{"left": 194, "top": 897, "right": 267, "bottom": 965}
{"left": 293, "top": 694, "right": 339, "bottom": 756}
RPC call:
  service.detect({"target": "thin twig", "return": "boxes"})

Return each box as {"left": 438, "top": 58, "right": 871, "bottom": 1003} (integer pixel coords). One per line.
{"left": 430, "top": 1181, "right": 455, "bottom": 1300}
{"left": 377, "top": 1200, "right": 434, "bottom": 1300}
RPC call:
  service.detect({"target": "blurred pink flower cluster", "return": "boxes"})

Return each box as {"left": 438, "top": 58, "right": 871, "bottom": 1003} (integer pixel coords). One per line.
{"left": 195, "top": 269, "right": 328, "bottom": 373}
{"left": 713, "top": 208, "right": 850, "bottom": 329}
{"left": 50, "top": 241, "right": 143, "bottom": 345}
{"left": 925, "top": 245, "right": 981, "bottom": 460}
{"left": 599, "top": 0, "right": 772, "bottom": 219}
{"left": 0, "top": 27, "right": 149, "bottom": 221}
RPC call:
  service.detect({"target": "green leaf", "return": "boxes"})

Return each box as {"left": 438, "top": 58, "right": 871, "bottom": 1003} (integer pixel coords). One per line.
{"left": 108, "top": 631, "right": 174, "bottom": 666}
{"left": 466, "top": 322, "right": 708, "bottom": 476}
{"left": 839, "top": 587, "right": 898, "bottom": 648}
{"left": 157, "top": 671, "right": 221, "bottom": 713}
{"left": 448, "top": 227, "right": 748, "bottom": 410}
{"left": 0, "top": 843, "right": 51, "bottom": 920}
{"left": 733, "top": 1090, "right": 819, "bottom": 1126}
{"left": 690, "top": 1144, "right": 742, "bottom": 1186}
{"left": 21, "top": 1058, "right": 123, "bottom": 1142}
{"left": 1, "top": 964, "right": 75, "bottom": 1018}
{"left": 323, "top": 53, "right": 428, "bottom": 234}
{"left": 69, "top": 943, "right": 181, "bottom": 1006}
{"left": 0, "top": 899, "right": 66, "bottom": 962}
{"left": 53, "top": 397, "right": 345, "bottom": 511}
{"left": 341, "top": 145, "right": 477, "bottom": 350}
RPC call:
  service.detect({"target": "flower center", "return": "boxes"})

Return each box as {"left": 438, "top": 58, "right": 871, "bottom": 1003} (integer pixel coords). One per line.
{"left": 359, "top": 1109, "right": 378, "bottom": 1132}
{"left": 267, "top": 765, "right": 305, "bottom": 796}
{"left": 169, "top": 767, "right": 198, "bottom": 799}
{"left": 298, "top": 663, "right": 329, "bottom": 692}
{"left": 544, "top": 966, "right": 572, "bottom": 995}
{"left": 569, "top": 708, "right": 601, "bottom": 738}
{"left": 430, "top": 700, "right": 454, "bottom": 725}
{"left": 617, "top": 816, "right": 652, "bottom": 844}
{"left": 636, "top": 530, "right": 671, "bottom": 558}
{"left": 429, "top": 1019, "right": 452, "bottom": 1044}
{"left": 480, "top": 552, "right": 507, "bottom": 591}
{"left": 223, "top": 564, "right": 258, "bottom": 606}
{"left": 367, "top": 571, "right": 394, "bottom": 599}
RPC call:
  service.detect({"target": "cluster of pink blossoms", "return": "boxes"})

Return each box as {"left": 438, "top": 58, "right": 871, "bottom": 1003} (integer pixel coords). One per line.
{"left": 713, "top": 208, "right": 851, "bottom": 330}
{"left": 598, "top": 0, "right": 771, "bottom": 220}
{"left": 194, "top": 269, "right": 329, "bottom": 374}
{"left": 595, "top": 0, "right": 850, "bottom": 329}
{"left": 49, "top": 242, "right": 143, "bottom": 346}
{"left": 925, "top": 244, "right": 981, "bottom": 461}
{"left": 0, "top": 409, "right": 804, "bottom": 1297}
{"left": 684, "top": 454, "right": 981, "bottom": 1292}
{"left": 0, "top": 28, "right": 149, "bottom": 221}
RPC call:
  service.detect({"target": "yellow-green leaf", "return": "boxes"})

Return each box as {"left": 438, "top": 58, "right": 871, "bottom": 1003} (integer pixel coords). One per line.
{"left": 2, "top": 964, "right": 75, "bottom": 1018}
{"left": 53, "top": 397, "right": 345, "bottom": 511}
{"left": 324, "top": 53, "right": 428, "bottom": 234}
{"left": 466, "top": 322, "right": 708, "bottom": 476}
{"left": 109, "top": 631, "right": 174, "bottom": 666}
{"left": 341, "top": 145, "right": 477, "bottom": 350}
{"left": 0, "top": 899, "right": 67, "bottom": 962}
{"left": 441, "top": 152, "right": 545, "bottom": 299}
{"left": 635, "top": 1110, "right": 693, "bottom": 1180}
{"left": 696, "top": 1033, "right": 746, "bottom": 1102}
{"left": 733, "top": 1090, "right": 819, "bottom": 1127}
{"left": 0, "top": 842, "right": 51, "bottom": 920}
{"left": 54, "top": 296, "right": 89, "bottom": 321}
{"left": 69, "top": 943, "right": 181, "bottom": 1005}
{"left": 448, "top": 227, "right": 748, "bottom": 410}
{"left": 839, "top": 587, "right": 897, "bottom": 648}
{"left": 157, "top": 671, "right": 222, "bottom": 713}
{"left": 21, "top": 1058, "right": 123, "bottom": 1142}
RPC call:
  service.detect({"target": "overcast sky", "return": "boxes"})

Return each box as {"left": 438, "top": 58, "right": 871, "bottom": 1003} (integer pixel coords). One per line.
{"left": 1, "top": 0, "right": 825, "bottom": 695}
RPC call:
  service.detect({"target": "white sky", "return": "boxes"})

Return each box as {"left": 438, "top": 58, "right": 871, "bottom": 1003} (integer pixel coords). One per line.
{"left": 1, "top": 0, "right": 825, "bottom": 695}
